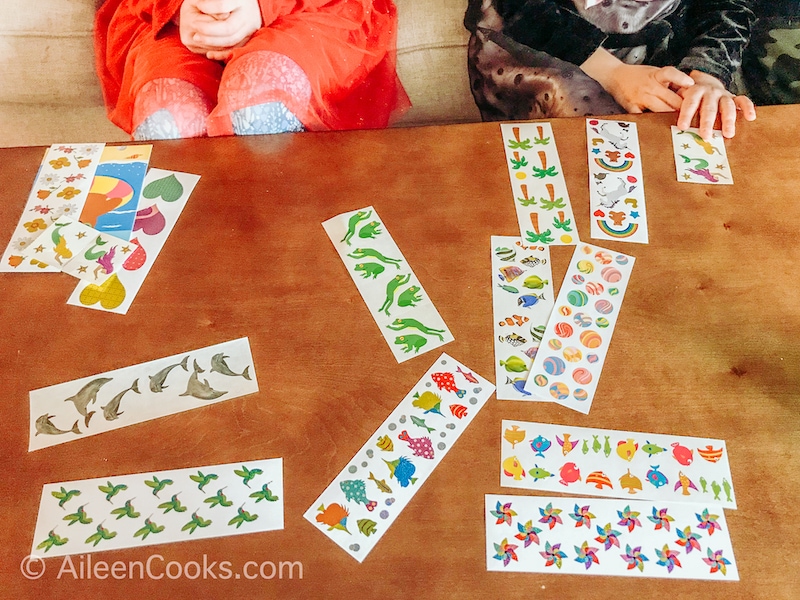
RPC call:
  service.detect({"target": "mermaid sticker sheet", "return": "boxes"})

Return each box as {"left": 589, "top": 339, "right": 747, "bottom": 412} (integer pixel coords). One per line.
{"left": 671, "top": 127, "right": 733, "bottom": 184}
{"left": 304, "top": 354, "right": 494, "bottom": 562}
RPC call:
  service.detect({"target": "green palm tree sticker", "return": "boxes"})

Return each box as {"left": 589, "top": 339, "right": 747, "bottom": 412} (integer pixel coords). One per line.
{"left": 506, "top": 126, "right": 533, "bottom": 150}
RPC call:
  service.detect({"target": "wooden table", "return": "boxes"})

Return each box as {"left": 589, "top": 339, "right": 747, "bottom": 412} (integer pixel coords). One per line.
{"left": 1, "top": 106, "right": 798, "bottom": 598}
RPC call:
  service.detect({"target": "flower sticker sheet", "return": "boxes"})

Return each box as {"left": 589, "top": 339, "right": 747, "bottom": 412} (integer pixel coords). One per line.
{"left": 31, "top": 458, "right": 283, "bottom": 558}
{"left": 491, "top": 237, "right": 554, "bottom": 400}
{"left": 66, "top": 169, "right": 199, "bottom": 314}
{"left": 485, "top": 494, "right": 737, "bottom": 580}
{"left": 30, "top": 338, "right": 257, "bottom": 451}
{"left": 586, "top": 119, "right": 649, "bottom": 244}
{"left": 304, "top": 354, "right": 494, "bottom": 562}
{"left": 322, "top": 206, "right": 454, "bottom": 363}
{"left": 500, "top": 123, "right": 579, "bottom": 246}
{"left": 524, "top": 243, "right": 635, "bottom": 413}
{"left": 671, "top": 127, "right": 733, "bottom": 184}
{"left": 500, "top": 420, "right": 736, "bottom": 509}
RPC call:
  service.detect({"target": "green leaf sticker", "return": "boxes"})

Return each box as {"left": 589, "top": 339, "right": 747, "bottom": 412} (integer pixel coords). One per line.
{"left": 143, "top": 174, "right": 183, "bottom": 203}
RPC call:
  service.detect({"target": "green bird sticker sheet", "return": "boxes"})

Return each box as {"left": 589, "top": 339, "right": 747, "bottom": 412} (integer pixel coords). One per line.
{"left": 303, "top": 353, "right": 494, "bottom": 562}
{"left": 491, "top": 237, "right": 554, "bottom": 400}
{"left": 671, "top": 127, "right": 733, "bottom": 185}
{"left": 29, "top": 338, "right": 257, "bottom": 451}
{"left": 500, "top": 421, "right": 736, "bottom": 509}
{"left": 322, "top": 206, "right": 454, "bottom": 363}
{"left": 500, "top": 123, "right": 579, "bottom": 246}
{"left": 31, "top": 458, "right": 283, "bottom": 558}
{"left": 485, "top": 494, "right": 737, "bottom": 580}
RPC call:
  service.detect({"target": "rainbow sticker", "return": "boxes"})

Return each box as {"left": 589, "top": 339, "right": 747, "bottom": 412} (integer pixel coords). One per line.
{"left": 596, "top": 219, "right": 638, "bottom": 239}
{"left": 594, "top": 158, "right": 633, "bottom": 172}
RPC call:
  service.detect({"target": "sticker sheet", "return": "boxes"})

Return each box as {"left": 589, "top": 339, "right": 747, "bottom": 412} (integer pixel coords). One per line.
{"left": 491, "top": 237, "right": 554, "bottom": 400}
{"left": 322, "top": 207, "right": 454, "bottom": 363}
{"left": 304, "top": 354, "right": 495, "bottom": 562}
{"left": 485, "top": 494, "right": 737, "bottom": 580}
{"left": 524, "top": 243, "right": 634, "bottom": 413}
{"left": 500, "top": 421, "right": 736, "bottom": 508}
{"left": 31, "top": 459, "right": 283, "bottom": 558}
{"left": 500, "top": 123, "right": 579, "bottom": 246}
{"left": 671, "top": 127, "right": 733, "bottom": 184}
{"left": 30, "top": 338, "right": 256, "bottom": 451}
{"left": 586, "top": 119, "right": 649, "bottom": 244}
{"left": 66, "top": 169, "right": 199, "bottom": 314}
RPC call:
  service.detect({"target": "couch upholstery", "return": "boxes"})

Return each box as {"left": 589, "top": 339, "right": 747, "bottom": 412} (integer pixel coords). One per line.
{"left": 0, "top": 0, "right": 481, "bottom": 148}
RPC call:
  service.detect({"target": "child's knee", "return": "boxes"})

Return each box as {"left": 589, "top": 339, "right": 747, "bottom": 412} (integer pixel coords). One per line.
{"left": 132, "top": 78, "right": 212, "bottom": 139}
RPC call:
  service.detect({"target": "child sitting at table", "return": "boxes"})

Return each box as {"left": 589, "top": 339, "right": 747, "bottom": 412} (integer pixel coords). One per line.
{"left": 95, "top": 0, "right": 409, "bottom": 140}
{"left": 464, "top": 0, "right": 757, "bottom": 139}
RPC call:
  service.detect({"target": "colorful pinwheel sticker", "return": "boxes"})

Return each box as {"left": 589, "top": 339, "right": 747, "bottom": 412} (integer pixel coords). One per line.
{"left": 540, "top": 541, "right": 567, "bottom": 569}
{"left": 569, "top": 504, "right": 595, "bottom": 529}
{"left": 621, "top": 544, "right": 649, "bottom": 572}
{"left": 491, "top": 501, "right": 517, "bottom": 526}
{"left": 37, "top": 529, "right": 68, "bottom": 553}
{"left": 696, "top": 508, "right": 722, "bottom": 535}
{"left": 617, "top": 505, "right": 642, "bottom": 532}
{"left": 675, "top": 525, "right": 702, "bottom": 554}
{"left": 654, "top": 544, "right": 682, "bottom": 573}
{"left": 574, "top": 541, "right": 600, "bottom": 570}
{"left": 493, "top": 538, "right": 519, "bottom": 567}
{"left": 514, "top": 520, "right": 542, "bottom": 548}
{"left": 538, "top": 502, "right": 563, "bottom": 530}
{"left": 702, "top": 548, "right": 732, "bottom": 576}
{"left": 594, "top": 522, "right": 622, "bottom": 550}
{"left": 507, "top": 126, "right": 533, "bottom": 150}
{"left": 648, "top": 507, "right": 675, "bottom": 532}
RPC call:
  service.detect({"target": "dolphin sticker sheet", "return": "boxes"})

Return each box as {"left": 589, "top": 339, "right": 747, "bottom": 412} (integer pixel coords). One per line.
{"left": 671, "top": 127, "right": 733, "bottom": 185}
{"left": 523, "top": 243, "right": 635, "bottom": 413}
{"left": 500, "top": 122, "right": 579, "bottom": 246}
{"left": 586, "top": 119, "right": 649, "bottom": 244}
{"left": 304, "top": 353, "right": 494, "bottom": 562}
{"left": 485, "top": 494, "right": 737, "bottom": 580}
{"left": 491, "top": 237, "right": 554, "bottom": 400}
{"left": 322, "top": 206, "right": 454, "bottom": 363}
{"left": 31, "top": 458, "right": 283, "bottom": 558}
{"left": 29, "top": 337, "right": 257, "bottom": 451}
{"left": 500, "top": 420, "right": 736, "bottom": 509}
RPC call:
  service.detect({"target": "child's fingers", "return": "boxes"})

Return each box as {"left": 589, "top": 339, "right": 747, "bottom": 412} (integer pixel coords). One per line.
{"left": 677, "top": 93, "right": 701, "bottom": 131}
{"left": 654, "top": 66, "right": 694, "bottom": 90}
{"left": 644, "top": 96, "right": 680, "bottom": 113}
{"left": 697, "top": 94, "right": 723, "bottom": 140}
{"left": 718, "top": 96, "right": 738, "bottom": 138}
{"left": 196, "top": 0, "right": 244, "bottom": 15}
{"left": 734, "top": 95, "right": 757, "bottom": 121}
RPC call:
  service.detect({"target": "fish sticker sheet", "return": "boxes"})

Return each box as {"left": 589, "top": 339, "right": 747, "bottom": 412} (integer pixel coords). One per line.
{"left": 500, "top": 123, "right": 579, "bottom": 246}
{"left": 485, "top": 494, "right": 737, "bottom": 580}
{"left": 500, "top": 421, "right": 736, "bottom": 509}
{"left": 31, "top": 458, "right": 283, "bottom": 558}
{"left": 491, "top": 237, "right": 554, "bottom": 400}
{"left": 322, "top": 206, "right": 454, "bottom": 363}
{"left": 586, "top": 119, "right": 648, "bottom": 244}
{"left": 671, "top": 127, "right": 733, "bottom": 184}
{"left": 523, "top": 243, "right": 634, "bottom": 413}
{"left": 304, "top": 354, "right": 495, "bottom": 562}
{"left": 29, "top": 338, "right": 257, "bottom": 451}
{"left": 66, "top": 169, "right": 199, "bottom": 314}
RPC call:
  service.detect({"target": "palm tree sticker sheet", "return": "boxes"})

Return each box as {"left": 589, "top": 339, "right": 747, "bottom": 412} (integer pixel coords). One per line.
{"left": 671, "top": 127, "right": 733, "bottom": 184}
{"left": 31, "top": 459, "right": 283, "bottom": 558}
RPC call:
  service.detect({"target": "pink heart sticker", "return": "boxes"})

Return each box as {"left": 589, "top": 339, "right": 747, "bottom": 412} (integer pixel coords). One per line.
{"left": 593, "top": 209, "right": 606, "bottom": 217}
{"left": 624, "top": 152, "right": 635, "bottom": 159}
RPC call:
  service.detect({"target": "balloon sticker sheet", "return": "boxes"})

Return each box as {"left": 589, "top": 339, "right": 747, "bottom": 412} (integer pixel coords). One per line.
{"left": 671, "top": 126, "right": 733, "bottom": 185}
{"left": 31, "top": 458, "right": 283, "bottom": 558}
{"left": 524, "top": 243, "right": 635, "bottom": 413}
{"left": 304, "top": 353, "right": 494, "bottom": 562}
{"left": 500, "top": 420, "right": 736, "bottom": 509}
{"left": 586, "top": 119, "right": 649, "bottom": 244}
{"left": 29, "top": 337, "right": 257, "bottom": 451}
{"left": 491, "top": 237, "right": 554, "bottom": 400}
{"left": 500, "top": 122, "right": 579, "bottom": 246}
{"left": 66, "top": 169, "right": 200, "bottom": 314}
{"left": 322, "top": 206, "right": 454, "bottom": 363}
{"left": 485, "top": 494, "right": 737, "bottom": 580}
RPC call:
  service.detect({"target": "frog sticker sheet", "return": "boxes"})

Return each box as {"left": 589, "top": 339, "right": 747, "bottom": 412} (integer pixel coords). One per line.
{"left": 322, "top": 206, "right": 454, "bottom": 363}
{"left": 304, "top": 354, "right": 494, "bottom": 562}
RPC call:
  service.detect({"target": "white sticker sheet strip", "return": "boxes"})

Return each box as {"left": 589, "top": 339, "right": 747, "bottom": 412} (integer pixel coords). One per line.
{"left": 66, "top": 169, "right": 199, "bottom": 314}
{"left": 500, "top": 420, "right": 736, "bottom": 509}
{"left": 485, "top": 494, "right": 737, "bottom": 580}
{"left": 500, "top": 122, "right": 580, "bottom": 246}
{"left": 322, "top": 206, "right": 454, "bottom": 363}
{"left": 586, "top": 119, "right": 649, "bottom": 244}
{"left": 30, "top": 337, "right": 257, "bottom": 451}
{"left": 2, "top": 143, "right": 105, "bottom": 272}
{"left": 671, "top": 126, "right": 733, "bottom": 185}
{"left": 31, "top": 459, "right": 283, "bottom": 558}
{"left": 304, "top": 353, "right": 495, "bottom": 562}
{"left": 491, "top": 237, "right": 554, "bottom": 400}
{"left": 523, "top": 243, "right": 634, "bottom": 413}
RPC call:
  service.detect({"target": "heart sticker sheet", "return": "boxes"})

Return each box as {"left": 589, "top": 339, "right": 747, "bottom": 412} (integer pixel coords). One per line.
{"left": 29, "top": 338, "right": 257, "bottom": 451}
{"left": 500, "top": 123, "right": 579, "bottom": 246}
{"left": 304, "top": 353, "right": 495, "bottom": 562}
{"left": 500, "top": 420, "right": 736, "bottom": 508}
{"left": 31, "top": 458, "right": 283, "bottom": 558}
{"left": 322, "top": 206, "right": 454, "bottom": 363}
{"left": 671, "top": 127, "right": 733, "bottom": 184}
{"left": 586, "top": 119, "right": 649, "bottom": 244}
{"left": 523, "top": 243, "right": 635, "bottom": 413}
{"left": 491, "top": 237, "right": 554, "bottom": 400}
{"left": 485, "top": 494, "right": 737, "bottom": 580}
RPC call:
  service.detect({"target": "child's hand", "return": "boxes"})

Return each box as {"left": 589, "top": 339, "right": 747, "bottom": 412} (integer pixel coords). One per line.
{"left": 676, "top": 70, "right": 756, "bottom": 139}
{"left": 179, "top": 0, "right": 262, "bottom": 59}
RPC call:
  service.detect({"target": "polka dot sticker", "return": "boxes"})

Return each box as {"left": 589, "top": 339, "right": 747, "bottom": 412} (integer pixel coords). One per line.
{"left": 437, "top": 442, "right": 446, "bottom": 451}
{"left": 361, "top": 461, "right": 368, "bottom": 467}
{"left": 469, "top": 397, "right": 478, "bottom": 405}
{"left": 348, "top": 465, "right": 357, "bottom": 474}
{"left": 379, "top": 510, "right": 389, "bottom": 520}
{"left": 388, "top": 423, "right": 397, "bottom": 431}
